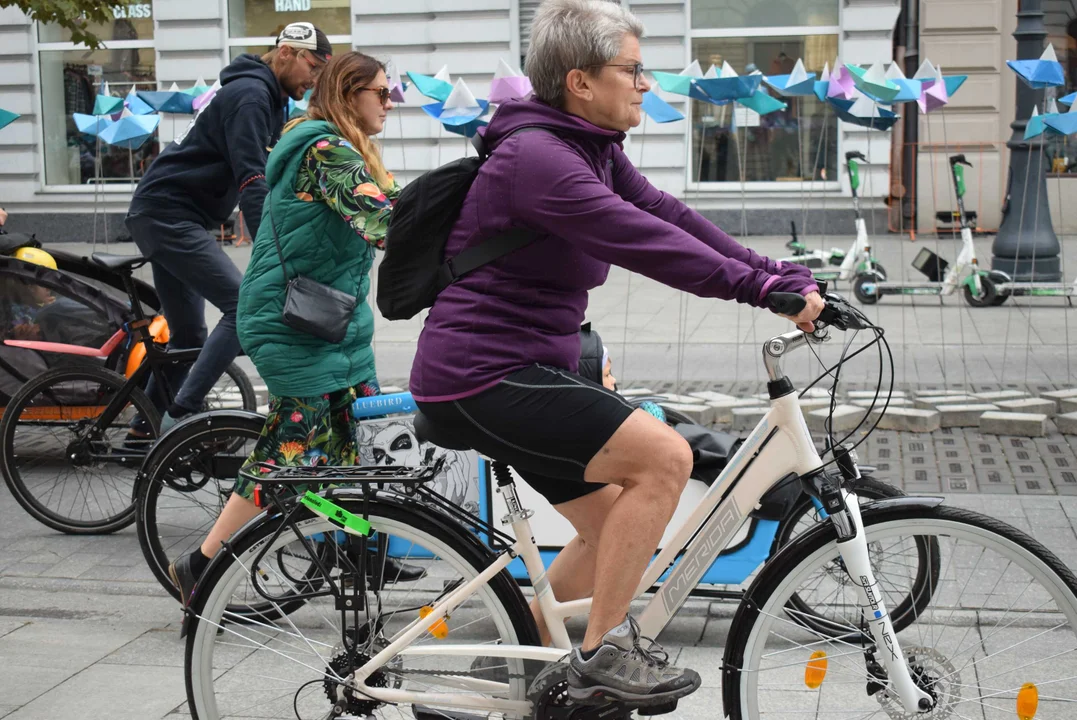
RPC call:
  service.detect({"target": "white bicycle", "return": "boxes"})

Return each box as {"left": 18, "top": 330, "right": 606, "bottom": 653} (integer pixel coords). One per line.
{"left": 181, "top": 289, "right": 1077, "bottom": 720}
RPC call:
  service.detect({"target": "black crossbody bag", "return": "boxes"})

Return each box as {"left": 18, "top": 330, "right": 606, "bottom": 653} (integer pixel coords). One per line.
{"left": 267, "top": 206, "right": 357, "bottom": 344}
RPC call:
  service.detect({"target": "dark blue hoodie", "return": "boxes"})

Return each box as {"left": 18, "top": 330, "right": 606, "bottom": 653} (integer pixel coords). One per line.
{"left": 129, "top": 54, "right": 286, "bottom": 241}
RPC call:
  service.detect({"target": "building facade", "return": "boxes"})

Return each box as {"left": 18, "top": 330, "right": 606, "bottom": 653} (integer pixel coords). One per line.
{"left": 0, "top": 1, "right": 1042, "bottom": 243}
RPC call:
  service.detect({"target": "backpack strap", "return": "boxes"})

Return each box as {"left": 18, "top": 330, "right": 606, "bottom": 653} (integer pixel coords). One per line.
{"left": 436, "top": 126, "right": 555, "bottom": 291}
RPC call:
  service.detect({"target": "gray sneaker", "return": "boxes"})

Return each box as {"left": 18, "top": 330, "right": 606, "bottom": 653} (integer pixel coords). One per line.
{"left": 567, "top": 615, "right": 701, "bottom": 707}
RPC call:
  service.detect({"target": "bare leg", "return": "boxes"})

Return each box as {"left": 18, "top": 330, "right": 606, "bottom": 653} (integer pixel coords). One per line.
{"left": 579, "top": 410, "right": 691, "bottom": 652}
{"left": 200, "top": 493, "right": 263, "bottom": 558}
{"left": 532, "top": 485, "right": 621, "bottom": 645}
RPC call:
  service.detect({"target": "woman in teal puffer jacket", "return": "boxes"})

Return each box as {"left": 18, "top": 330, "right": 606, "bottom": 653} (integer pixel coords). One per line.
{"left": 166, "top": 51, "right": 409, "bottom": 603}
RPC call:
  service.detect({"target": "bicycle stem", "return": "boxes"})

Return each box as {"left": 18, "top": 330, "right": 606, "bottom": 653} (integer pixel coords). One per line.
{"left": 833, "top": 488, "right": 934, "bottom": 713}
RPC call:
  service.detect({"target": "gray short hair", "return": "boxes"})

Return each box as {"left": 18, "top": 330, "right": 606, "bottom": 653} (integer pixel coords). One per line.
{"left": 525, "top": 0, "right": 645, "bottom": 107}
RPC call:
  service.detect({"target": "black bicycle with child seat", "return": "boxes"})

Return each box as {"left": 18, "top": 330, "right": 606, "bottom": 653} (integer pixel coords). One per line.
{"left": 0, "top": 252, "right": 256, "bottom": 534}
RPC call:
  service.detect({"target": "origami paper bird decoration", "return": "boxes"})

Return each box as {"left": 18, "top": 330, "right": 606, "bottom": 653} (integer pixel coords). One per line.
{"left": 72, "top": 113, "right": 114, "bottom": 137}
{"left": 738, "top": 85, "right": 787, "bottom": 115}
{"left": 640, "top": 90, "right": 684, "bottom": 123}
{"left": 826, "top": 63, "right": 857, "bottom": 101}
{"left": 847, "top": 63, "right": 900, "bottom": 103}
{"left": 287, "top": 87, "right": 312, "bottom": 120}
{"left": 123, "top": 86, "right": 155, "bottom": 116}
{"left": 490, "top": 59, "right": 533, "bottom": 103}
{"left": 1007, "top": 45, "right": 1065, "bottom": 89}
{"left": 98, "top": 108, "right": 160, "bottom": 149}
{"left": 1044, "top": 96, "right": 1077, "bottom": 135}
{"left": 1023, "top": 104, "right": 1064, "bottom": 139}
{"left": 828, "top": 95, "right": 899, "bottom": 131}
{"left": 763, "top": 58, "right": 817, "bottom": 97}
{"left": 409, "top": 66, "right": 454, "bottom": 103}
{"left": 0, "top": 108, "right": 19, "bottom": 132}
{"left": 813, "top": 63, "right": 832, "bottom": 102}
{"left": 917, "top": 66, "right": 949, "bottom": 113}
{"left": 1061, "top": 91, "right": 1077, "bottom": 107}
{"left": 881, "top": 64, "right": 922, "bottom": 103}
{"left": 651, "top": 61, "right": 714, "bottom": 103}
{"left": 92, "top": 82, "right": 124, "bottom": 117}
{"left": 138, "top": 82, "right": 196, "bottom": 114}
{"left": 183, "top": 76, "right": 213, "bottom": 98}
{"left": 385, "top": 59, "right": 409, "bottom": 104}
{"left": 694, "top": 62, "right": 763, "bottom": 104}
{"left": 422, "top": 78, "right": 490, "bottom": 138}
{"left": 192, "top": 80, "right": 221, "bottom": 113}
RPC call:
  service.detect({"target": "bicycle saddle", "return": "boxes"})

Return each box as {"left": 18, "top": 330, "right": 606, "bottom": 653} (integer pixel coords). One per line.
{"left": 413, "top": 411, "right": 473, "bottom": 452}
{"left": 91, "top": 252, "right": 148, "bottom": 272}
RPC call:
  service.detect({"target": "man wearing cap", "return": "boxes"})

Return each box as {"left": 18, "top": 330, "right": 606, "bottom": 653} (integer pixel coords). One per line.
{"left": 125, "top": 22, "right": 332, "bottom": 433}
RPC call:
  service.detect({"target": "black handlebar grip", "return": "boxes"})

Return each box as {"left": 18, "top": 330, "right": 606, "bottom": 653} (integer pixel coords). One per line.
{"left": 845, "top": 151, "right": 867, "bottom": 161}
{"left": 768, "top": 292, "right": 807, "bottom": 316}
{"left": 949, "top": 153, "right": 972, "bottom": 167}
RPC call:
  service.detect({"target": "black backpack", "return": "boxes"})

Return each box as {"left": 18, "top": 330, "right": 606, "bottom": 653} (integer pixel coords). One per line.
{"left": 376, "top": 126, "right": 554, "bottom": 321}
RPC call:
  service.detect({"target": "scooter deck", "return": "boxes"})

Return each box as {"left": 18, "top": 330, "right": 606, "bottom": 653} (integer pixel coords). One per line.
{"left": 999, "top": 282, "right": 1076, "bottom": 297}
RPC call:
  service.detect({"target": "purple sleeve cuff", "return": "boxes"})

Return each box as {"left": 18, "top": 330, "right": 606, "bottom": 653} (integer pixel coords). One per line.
{"left": 758, "top": 274, "right": 781, "bottom": 303}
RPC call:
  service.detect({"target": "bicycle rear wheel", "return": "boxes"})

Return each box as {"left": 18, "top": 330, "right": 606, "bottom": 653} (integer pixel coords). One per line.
{"left": 0, "top": 366, "right": 159, "bottom": 534}
{"left": 185, "top": 490, "right": 540, "bottom": 720}
{"left": 723, "top": 503, "right": 1077, "bottom": 720}
{"left": 135, "top": 411, "right": 263, "bottom": 601}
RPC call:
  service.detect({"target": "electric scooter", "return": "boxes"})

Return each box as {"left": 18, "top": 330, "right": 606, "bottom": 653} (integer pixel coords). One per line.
{"left": 779, "top": 150, "right": 887, "bottom": 283}
{"left": 852, "top": 154, "right": 1001, "bottom": 307}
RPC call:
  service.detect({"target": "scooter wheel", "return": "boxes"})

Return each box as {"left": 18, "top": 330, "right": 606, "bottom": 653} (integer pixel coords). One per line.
{"left": 962, "top": 274, "right": 998, "bottom": 308}
{"left": 853, "top": 274, "right": 879, "bottom": 305}
{"left": 991, "top": 291, "right": 1010, "bottom": 307}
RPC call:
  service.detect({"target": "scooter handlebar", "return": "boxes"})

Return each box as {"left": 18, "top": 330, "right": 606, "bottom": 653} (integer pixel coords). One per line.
{"left": 845, "top": 151, "right": 867, "bottom": 162}
{"left": 949, "top": 154, "right": 973, "bottom": 167}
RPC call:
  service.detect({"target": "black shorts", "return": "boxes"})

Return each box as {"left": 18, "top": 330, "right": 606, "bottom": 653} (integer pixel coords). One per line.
{"left": 416, "top": 364, "right": 636, "bottom": 505}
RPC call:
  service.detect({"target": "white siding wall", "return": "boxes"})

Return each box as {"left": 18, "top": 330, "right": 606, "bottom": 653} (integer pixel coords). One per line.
{"left": 0, "top": 6, "right": 38, "bottom": 209}
{"left": 354, "top": 0, "right": 514, "bottom": 182}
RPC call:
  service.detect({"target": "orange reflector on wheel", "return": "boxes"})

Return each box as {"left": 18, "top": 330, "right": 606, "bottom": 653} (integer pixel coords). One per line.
{"left": 1017, "top": 682, "right": 1038, "bottom": 720}
{"left": 419, "top": 606, "right": 449, "bottom": 639}
{"left": 804, "top": 650, "right": 827, "bottom": 689}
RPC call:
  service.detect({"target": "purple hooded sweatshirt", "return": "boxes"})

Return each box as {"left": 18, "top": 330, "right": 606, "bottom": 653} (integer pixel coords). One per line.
{"left": 410, "top": 99, "right": 818, "bottom": 402}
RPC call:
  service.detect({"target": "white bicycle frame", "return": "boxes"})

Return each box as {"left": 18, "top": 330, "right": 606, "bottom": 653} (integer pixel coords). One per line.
{"left": 343, "top": 329, "right": 933, "bottom": 717}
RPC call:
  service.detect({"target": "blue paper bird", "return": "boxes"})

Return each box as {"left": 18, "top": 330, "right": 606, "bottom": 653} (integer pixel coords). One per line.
{"left": 99, "top": 111, "right": 160, "bottom": 149}
{"left": 1007, "top": 45, "right": 1065, "bottom": 89}
{"left": 640, "top": 91, "right": 684, "bottom": 123}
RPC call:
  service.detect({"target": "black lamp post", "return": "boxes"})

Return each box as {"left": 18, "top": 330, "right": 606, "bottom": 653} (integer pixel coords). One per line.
{"left": 992, "top": 0, "right": 1062, "bottom": 282}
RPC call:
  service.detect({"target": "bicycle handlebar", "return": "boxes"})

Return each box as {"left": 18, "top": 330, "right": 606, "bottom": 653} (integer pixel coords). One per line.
{"left": 767, "top": 281, "right": 870, "bottom": 332}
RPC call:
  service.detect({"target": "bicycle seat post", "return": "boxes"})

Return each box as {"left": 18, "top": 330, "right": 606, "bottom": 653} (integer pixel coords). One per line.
{"left": 491, "top": 461, "right": 532, "bottom": 524}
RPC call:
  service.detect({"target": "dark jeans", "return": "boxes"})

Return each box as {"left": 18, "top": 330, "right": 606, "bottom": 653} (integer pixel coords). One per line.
{"left": 125, "top": 212, "right": 243, "bottom": 414}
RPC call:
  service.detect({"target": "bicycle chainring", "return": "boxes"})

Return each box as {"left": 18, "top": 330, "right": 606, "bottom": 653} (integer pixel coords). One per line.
{"left": 527, "top": 665, "right": 632, "bottom": 720}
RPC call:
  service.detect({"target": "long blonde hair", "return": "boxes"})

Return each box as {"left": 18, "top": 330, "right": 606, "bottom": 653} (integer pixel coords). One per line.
{"left": 283, "top": 51, "right": 393, "bottom": 192}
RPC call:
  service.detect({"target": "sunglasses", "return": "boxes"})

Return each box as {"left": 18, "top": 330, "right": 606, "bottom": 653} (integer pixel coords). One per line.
{"left": 299, "top": 51, "right": 326, "bottom": 76}
{"left": 356, "top": 87, "right": 393, "bottom": 104}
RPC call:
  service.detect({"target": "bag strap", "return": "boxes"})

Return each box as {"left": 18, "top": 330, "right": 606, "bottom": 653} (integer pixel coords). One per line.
{"left": 437, "top": 126, "right": 556, "bottom": 291}
{"left": 266, "top": 205, "right": 291, "bottom": 285}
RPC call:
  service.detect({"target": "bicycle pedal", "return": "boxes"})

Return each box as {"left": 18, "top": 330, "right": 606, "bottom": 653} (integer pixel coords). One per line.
{"left": 636, "top": 700, "right": 678, "bottom": 716}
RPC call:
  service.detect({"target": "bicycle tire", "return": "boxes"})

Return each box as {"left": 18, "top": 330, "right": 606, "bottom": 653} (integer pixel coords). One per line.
{"left": 202, "top": 362, "right": 257, "bottom": 413}
{"left": 722, "top": 503, "right": 1077, "bottom": 720}
{"left": 185, "top": 490, "right": 540, "bottom": 720}
{"left": 0, "top": 365, "right": 160, "bottom": 534}
{"left": 774, "top": 475, "right": 939, "bottom": 637}
{"left": 135, "top": 410, "right": 265, "bottom": 602}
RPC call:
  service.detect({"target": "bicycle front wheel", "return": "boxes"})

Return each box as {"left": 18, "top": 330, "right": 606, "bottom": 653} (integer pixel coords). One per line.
{"left": 202, "top": 361, "right": 258, "bottom": 412}
{"left": 0, "top": 366, "right": 159, "bottom": 533}
{"left": 185, "top": 490, "right": 540, "bottom": 720}
{"left": 724, "top": 503, "right": 1077, "bottom": 720}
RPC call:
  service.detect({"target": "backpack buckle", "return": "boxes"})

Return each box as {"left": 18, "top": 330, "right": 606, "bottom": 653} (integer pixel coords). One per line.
{"left": 436, "top": 258, "right": 458, "bottom": 292}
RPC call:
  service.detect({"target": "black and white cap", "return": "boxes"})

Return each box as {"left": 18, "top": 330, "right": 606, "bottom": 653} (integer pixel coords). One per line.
{"left": 276, "top": 22, "right": 332, "bottom": 62}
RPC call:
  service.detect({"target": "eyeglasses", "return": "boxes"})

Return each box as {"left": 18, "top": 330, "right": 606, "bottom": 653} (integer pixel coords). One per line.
{"left": 356, "top": 87, "right": 392, "bottom": 104}
{"left": 299, "top": 51, "right": 326, "bottom": 77}
{"left": 587, "top": 62, "right": 645, "bottom": 88}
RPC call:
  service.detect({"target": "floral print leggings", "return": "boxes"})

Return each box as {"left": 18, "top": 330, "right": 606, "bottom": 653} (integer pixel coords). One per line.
{"left": 233, "top": 380, "right": 380, "bottom": 500}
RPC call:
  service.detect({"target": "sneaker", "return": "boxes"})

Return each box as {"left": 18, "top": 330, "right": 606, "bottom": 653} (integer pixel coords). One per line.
{"left": 168, "top": 553, "right": 199, "bottom": 606}
{"left": 160, "top": 410, "right": 189, "bottom": 434}
{"left": 567, "top": 616, "right": 701, "bottom": 707}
